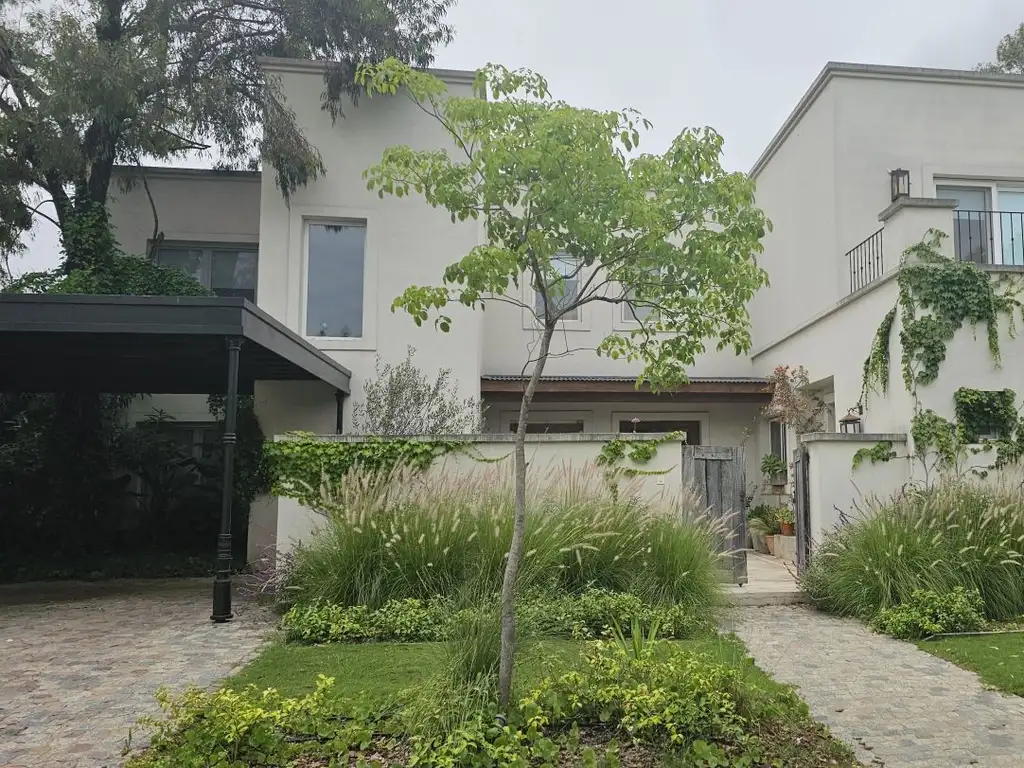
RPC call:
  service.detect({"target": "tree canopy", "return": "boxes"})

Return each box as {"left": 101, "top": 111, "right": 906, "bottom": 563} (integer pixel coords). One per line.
{"left": 977, "top": 22, "right": 1024, "bottom": 74}
{"left": 359, "top": 59, "right": 770, "bottom": 707}
{"left": 0, "top": 0, "right": 456, "bottom": 276}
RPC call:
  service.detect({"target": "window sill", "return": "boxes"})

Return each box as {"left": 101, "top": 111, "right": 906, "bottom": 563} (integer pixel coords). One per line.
{"left": 306, "top": 336, "right": 375, "bottom": 352}
{"left": 521, "top": 320, "right": 591, "bottom": 333}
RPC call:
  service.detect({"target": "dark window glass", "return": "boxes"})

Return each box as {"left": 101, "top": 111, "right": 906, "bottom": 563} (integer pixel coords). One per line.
{"left": 509, "top": 420, "right": 585, "bottom": 434}
{"left": 618, "top": 420, "right": 700, "bottom": 444}
{"left": 306, "top": 222, "right": 366, "bottom": 337}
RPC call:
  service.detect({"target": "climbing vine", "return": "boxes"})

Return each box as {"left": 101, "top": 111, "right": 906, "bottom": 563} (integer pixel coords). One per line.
{"left": 595, "top": 432, "right": 684, "bottom": 497}
{"left": 264, "top": 433, "right": 495, "bottom": 506}
{"left": 851, "top": 441, "right": 898, "bottom": 469}
{"left": 860, "top": 230, "right": 1024, "bottom": 475}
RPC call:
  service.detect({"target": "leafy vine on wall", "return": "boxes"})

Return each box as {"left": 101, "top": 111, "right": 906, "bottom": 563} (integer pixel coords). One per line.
{"left": 859, "top": 230, "right": 1024, "bottom": 474}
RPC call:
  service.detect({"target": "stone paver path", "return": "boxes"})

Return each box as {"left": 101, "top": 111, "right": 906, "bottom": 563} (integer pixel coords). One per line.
{"left": 0, "top": 579, "right": 272, "bottom": 768}
{"left": 730, "top": 605, "right": 1024, "bottom": 768}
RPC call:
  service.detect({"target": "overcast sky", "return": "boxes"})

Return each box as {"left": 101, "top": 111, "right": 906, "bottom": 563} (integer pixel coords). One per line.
{"left": 15, "top": 0, "right": 1022, "bottom": 275}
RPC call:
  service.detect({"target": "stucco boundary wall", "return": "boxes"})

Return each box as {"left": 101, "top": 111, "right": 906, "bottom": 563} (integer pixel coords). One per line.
{"left": 263, "top": 434, "right": 695, "bottom": 557}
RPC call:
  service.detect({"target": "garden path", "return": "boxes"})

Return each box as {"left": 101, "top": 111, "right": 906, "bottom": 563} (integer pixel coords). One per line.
{"left": 0, "top": 578, "right": 272, "bottom": 767}
{"left": 729, "top": 605, "right": 1024, "bottom": 768}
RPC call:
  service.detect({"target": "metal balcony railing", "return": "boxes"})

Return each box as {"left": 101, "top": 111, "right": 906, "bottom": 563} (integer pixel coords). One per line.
{"left": 847, "top": 227, "right": 884, "bottom": 293}
{"left": 951, "top": 210, "right": 1024, "bottom": 266}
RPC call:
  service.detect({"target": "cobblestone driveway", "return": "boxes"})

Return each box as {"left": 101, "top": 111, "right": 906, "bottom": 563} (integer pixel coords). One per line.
{"left": 730, "top": 605, "right": 1024, "bottom": 768}
{"left": 0, "top": 579, "right": 271, "bottom": 768}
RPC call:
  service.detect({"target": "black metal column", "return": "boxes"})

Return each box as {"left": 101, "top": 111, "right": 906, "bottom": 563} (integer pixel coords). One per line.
{"left": 212, "top": 336, "right": 243, "bottom": 623}
{"left": 335, "top": 389, "right": 345, "bottom": 434}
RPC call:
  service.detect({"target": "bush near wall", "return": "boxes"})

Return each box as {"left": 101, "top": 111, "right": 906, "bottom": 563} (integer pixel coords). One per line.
{"left": 801, "top": 484, "right": 1024, "bottom": 623}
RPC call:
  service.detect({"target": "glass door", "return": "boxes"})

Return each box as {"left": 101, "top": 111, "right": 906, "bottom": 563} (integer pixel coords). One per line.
{"left": 936, "top": 186, "right": 992, "bottom": 263}
{"left": 997, "top": 190, "right": 1024, "bottom": 266}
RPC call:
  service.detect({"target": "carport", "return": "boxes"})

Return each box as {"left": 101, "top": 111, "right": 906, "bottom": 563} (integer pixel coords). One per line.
{"left": 0, "top": 294, "right": 352, "bottom": 622}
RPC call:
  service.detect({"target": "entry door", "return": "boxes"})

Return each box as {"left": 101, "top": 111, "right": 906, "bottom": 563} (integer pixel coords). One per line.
{"left": 998, "top": 190, "right": 1024, "bottom": 266}
{"left": 936, "top": 186, "right": 991, "bottom": 263}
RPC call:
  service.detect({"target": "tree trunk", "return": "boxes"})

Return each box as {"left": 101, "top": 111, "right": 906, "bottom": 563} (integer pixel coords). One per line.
{"left": 497, "top": 322, "right": 556, "bottom": 710}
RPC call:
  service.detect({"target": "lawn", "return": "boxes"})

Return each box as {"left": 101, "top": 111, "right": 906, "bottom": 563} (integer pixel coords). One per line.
{"left": 918, "top": 631, "right": 1024, "bottom": 696}
{"left": 229, "top": 635, "right": 860, "bottom": 767}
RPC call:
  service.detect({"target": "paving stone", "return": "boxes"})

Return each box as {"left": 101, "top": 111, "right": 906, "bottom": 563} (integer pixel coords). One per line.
{"left": 0, "top": 579, "right": 272, "bottom": 767}
{"left": 727, "top": 605, "right": 1024, "bottom": 768}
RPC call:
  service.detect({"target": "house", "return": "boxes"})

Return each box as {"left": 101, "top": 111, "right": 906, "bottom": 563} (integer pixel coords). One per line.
{"left": 106, "top": 59, "right": 1024, "bottom": 560}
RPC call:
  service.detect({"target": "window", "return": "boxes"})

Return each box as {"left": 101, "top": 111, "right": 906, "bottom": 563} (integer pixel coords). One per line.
{"left": 535, "top": 254, "right": 580, "bottom": 321}
{"left": 618, "top": 419, "right": 700, "bottom": 444}
{"left": 154, "top": 243, "right": 258, "bottom": 301}
{"left": 306, "top": 221, "right": 366, "bottom": 338}
{"left": 769, "top": 420, "right": 788, "bottom": 481}
{"left": 509, "top": 420, "right": 585, "bottom": 434}
{"left": 141, "top": 420, "right": 221, "bottom": 486}
{"left": 621, "top": 296, "right": 655, "bottom": 323}
{"left": 936, "top": 183, "right": 1024, "bottom": 266}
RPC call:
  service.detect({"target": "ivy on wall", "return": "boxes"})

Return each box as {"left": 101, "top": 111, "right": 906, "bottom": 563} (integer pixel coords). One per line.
{"left": 859, "top": 230, "right": 1024, "bottom": 474}
{"left": 851, "top": 440, "right": 898, "bottom": 469}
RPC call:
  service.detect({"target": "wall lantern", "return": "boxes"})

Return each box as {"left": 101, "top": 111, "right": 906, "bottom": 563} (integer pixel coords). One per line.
{"left": 890, "top": 168, "right": 911, "bottom": 202}
{"left": 840, "top": 408, "right": 863, "bottom": 434}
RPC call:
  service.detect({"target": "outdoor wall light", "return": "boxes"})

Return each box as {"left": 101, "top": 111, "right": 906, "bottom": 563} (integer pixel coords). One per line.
{"left": 839, "top": 408, "right": 863, "bottom": 434}
{"left": 890, "top": 168, "right": 911, "bottom": 202}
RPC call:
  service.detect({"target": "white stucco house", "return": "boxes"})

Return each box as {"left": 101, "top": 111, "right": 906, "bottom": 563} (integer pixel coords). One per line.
{"left": 106, "top": 59, "right": 1024, "bottom": 557}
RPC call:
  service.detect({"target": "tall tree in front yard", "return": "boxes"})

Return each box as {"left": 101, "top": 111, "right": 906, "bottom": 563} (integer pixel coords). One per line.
{"left": 977, "top": 22, "right": 1024, "bottom": 74}
{"left": 0, "top": 0, "right": 456, "bottom": 277}
{"left": 358, "top": 60, "right": 771, "bottom": 707}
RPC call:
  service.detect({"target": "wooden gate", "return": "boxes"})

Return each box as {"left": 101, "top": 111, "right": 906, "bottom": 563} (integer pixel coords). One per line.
{"left": 793, "top": 445, "right": 811, "bottom": 574}
{"left": 682, "top": 445, "right": 747, "bottom": 585}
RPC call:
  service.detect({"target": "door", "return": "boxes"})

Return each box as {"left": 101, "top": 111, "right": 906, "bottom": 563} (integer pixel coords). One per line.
{"left": 793, "top": 446, "right": 811, "bottom": 574}
{"left": 998, "top": 190, "right": 1024, "bottom": 266}
{"left": 936, "top": 186, "right": 992, "bottom": 263}
{"left": 682, "top": 445, "right": 747, "bottom": 585}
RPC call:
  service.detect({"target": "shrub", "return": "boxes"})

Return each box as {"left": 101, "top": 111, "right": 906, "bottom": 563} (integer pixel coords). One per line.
{"left": 282, "top": 590, "right": 710, "bottom": 645}
{"left": 283, "top": 465, "right": 725, "bottom": 613}
{"left": 801, "top": 484, "right": 1024, "bottom": 621}
{"left": 871, "top": 587, "right": 986, "bottom": 639}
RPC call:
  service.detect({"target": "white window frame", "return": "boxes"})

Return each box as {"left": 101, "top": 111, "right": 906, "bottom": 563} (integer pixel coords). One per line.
{"left": 292, "top": 207, "right": 378, "bottom": 352}
{"left": 610, "top": 410, "right": 710, "bottom": 445}
{"left": 151, "top": 240, "right": 259, "bottom": 299}
{"left": 934, "top": 179, "right": 1024, "bottom": 266}
{"left": 768, "top": 419, "right": 788, "bottom": 483}
{"left": 522, "top": 253, "right": 588, "bottom": 331}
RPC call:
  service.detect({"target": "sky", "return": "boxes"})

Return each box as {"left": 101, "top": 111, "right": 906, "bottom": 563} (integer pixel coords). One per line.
{"left": 14, "top": 0, "right": 1022, "bottom": 276}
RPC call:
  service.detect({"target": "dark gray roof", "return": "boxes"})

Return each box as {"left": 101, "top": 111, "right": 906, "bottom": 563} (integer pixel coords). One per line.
{"left": 0, "top": 294, "right": 352, "bottom": 394}
{"left": 481, "top": 375, "right": 767, "bottom": 384}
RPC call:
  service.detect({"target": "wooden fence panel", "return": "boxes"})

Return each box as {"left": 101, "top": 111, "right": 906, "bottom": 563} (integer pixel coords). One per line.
{"left": 682, "top": 445, "right": 748, "bottom": 585}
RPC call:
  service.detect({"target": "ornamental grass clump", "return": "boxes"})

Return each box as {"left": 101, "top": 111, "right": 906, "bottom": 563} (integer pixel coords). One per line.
{"left": 283, "top": 465, "right": 726, "bottom": 613}
{"left": 801, "top": 483, "right": 1024, "bottom": 621}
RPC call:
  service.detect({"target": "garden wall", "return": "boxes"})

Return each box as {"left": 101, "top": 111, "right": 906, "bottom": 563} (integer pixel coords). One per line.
{"left": 263, "top": 434, "right": 692, "bottom": 558}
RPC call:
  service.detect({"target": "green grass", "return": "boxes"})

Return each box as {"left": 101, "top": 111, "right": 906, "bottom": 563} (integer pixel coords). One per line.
{"left": 228, "top": 635, "right": 857, "bottom": 766}
{"left": 918, "top": 631, "right": 1024, "bottom": 696}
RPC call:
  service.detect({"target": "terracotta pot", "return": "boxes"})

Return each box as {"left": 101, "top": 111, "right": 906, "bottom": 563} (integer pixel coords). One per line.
{"left": 780, "top": 521, "right": 795, "bottom": 537}
{"left": 765, "top": 534, "right": 776, "bottom": 556}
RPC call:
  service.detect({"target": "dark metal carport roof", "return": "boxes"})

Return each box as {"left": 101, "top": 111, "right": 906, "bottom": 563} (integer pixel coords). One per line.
{"left": 0, "top": 294, "right": 352, "bottom": 394}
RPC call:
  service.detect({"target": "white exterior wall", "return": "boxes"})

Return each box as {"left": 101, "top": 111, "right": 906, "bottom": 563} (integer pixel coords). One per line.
{"left": 273, "top": 434, "right": 689, "bottom": 555}
{"left": 257, "top": 61, "right": 485, "bottom": 426}
{"left": 746, "top": 85, "right": 838, "bottom": 349}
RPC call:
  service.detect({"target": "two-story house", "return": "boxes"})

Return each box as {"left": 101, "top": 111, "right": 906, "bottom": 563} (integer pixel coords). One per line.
{"left": 108, "top": 59, "right": 1024, "bottom": 555}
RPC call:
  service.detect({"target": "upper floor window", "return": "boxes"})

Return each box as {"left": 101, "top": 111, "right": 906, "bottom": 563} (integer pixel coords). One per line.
{"left": 305, "top": 221, "right": 366, "bottom": 338}
{"left": 534, "top": 254, "right": 580, "bottom": 321}
{"left": 936, "top": 183, "right": 1024, "bottom": 266}
{"left": 154, "top": 243, "right": 257, "bottom": 302}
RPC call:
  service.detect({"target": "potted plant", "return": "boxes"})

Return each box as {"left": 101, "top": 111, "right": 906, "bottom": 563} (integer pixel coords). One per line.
{"left": 748, "top": 507, "right": 781, "bottom": 555}
{"left": 760, "top": 453, "right": 787, "bottom": 491}
{"left": 746, "top": 504, "right": 774, "bottom": 553}
{"left": 776, "top": 506, "right": 795, "bottom": 537}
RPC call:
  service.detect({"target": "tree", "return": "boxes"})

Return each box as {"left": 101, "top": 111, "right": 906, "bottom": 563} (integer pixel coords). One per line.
{"left": 977, "top": 22, "right": 1024, "bottom": 74}
{"left": 358, "top": 60, "right": 771, "bottom": 707}
{"left": 0, "top": 0, "right": 456, "bottom": 276}
{"left": 352, "top": 346, "right": 483, "bottom": 435}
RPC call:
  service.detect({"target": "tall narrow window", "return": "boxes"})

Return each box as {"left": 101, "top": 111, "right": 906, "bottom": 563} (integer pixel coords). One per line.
{"left": 306, "top": 221, "right": 366, "bottom": 338}
{"left": 936, "top": 186, "right": 992, "bottom": 264}
{"left": 769, "top": 420, "right": 788, "bottom": 480}
{"left": 535, "top": 254, "right": 579, "bottom": 321}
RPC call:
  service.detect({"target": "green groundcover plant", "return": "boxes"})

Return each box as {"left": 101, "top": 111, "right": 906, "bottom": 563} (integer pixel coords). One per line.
{"left": 801, "top": 483, "right": 1024, "bottom": 622}
{"left": 282, "top": 590, "right": 713, "bottom": 645}
{"left": 870, "top": 587, "right": 986, "bottom": 640}
{"left": 282, "top": 466, "right": 727, "bottom": 613}
{"left": 126, "top": 635, "right": 855, "bottom": 768}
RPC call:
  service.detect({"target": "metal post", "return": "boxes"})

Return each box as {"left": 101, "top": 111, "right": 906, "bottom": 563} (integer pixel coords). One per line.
{"left": 212, "top": 336, "right": 243, "bottom": 623}
{"left": 335, "top": 389, "right": 345, "bottom": 434}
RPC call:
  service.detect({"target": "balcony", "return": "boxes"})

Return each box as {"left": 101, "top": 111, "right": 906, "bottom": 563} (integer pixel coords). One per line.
{"left": 847, "top": 228, "right": 884, "bottom": 293}
{"left": 949, "top": 210, "right": 1024, "bottom": 266}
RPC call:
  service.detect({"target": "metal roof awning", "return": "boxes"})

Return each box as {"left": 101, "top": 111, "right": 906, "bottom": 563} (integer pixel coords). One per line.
{"left": 0, "top": 295, "right": 352, "bottom": 394}
{"left": 480, "top": 374, "right": 771, "bottom": 402}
